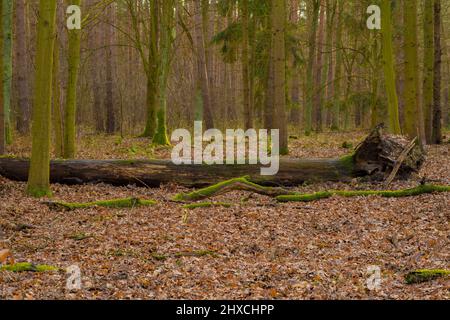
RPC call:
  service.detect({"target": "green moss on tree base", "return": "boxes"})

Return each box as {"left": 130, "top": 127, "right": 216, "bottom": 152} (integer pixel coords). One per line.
{"left": 276, "top": 184, "right": 450, "bottom": 202}
{"left": 338, "top": 153, "right": 355, "bottom": 170}
{"left": 405, "top": 269, "right": 450, "bottom": 284}
{"left": 45, "top": 197, "right": 157, "bottom": 210}
{"left": 1, "top": 262, "right": 60, "bottom": 272}
{"left": 26, "top": 185, "right": 52, "bottom": 198}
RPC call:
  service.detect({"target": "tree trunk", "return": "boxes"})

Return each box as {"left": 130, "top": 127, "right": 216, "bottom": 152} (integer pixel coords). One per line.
{"left": 402, "top": 0, "right": 421, "bottom": 140}
{"left": 432, "top": 0, "right": 442, "bottom": 144}
{"left": 305, "top": 0, "right": 319, "bottom": 135}
{"left": 194, "top": 0, "right": 214, "bottom": 130}
{"left": 331, "top": 0, "right": 343, "bottom": 131}
{"left": 2, "top": 0, "right": 13, "bottom": 144}
{"left": 26, "top": 0, "right": 57, "bottom": 197}
{"left": 381, "top": 0, "right": 401, "bottom": 134}
{"left": 52, "top": 33, "right": 63, "bottom": 158}
{"left": 87, "top": 2, "right": 104, "bottom": 133}
{"left": 141, "top": 0, "right": 158, "bottom": 138}
{"left": 0, "top": 1, "right": 4, "bottom": 155}
{"left": 313, "top": 0, "right": 325, "bottom": 132}
{"left": 271, "top": 0, "right": 288, "bottom": 154}
{"left": 63, "top": 0, "right": 82, "bottom": 158}
{"left": 15, "top": 0, "right": 30, "bottom": 134}
{"left": 423, "top": 0, "right": 434, "bottom": 143}
{"left": 152, "top": 0, "right": 173, "bottom": 146}
{"left": 104, "top": 4, "right": 115, "bottom": 134}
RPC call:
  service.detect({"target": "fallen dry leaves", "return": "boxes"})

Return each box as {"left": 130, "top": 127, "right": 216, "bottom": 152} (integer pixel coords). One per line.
{"left": 0, "top": 131, "right": 449, "bottom": 300}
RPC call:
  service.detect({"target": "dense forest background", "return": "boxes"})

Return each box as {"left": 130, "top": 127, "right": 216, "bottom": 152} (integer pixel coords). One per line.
{"left": 3, "top": 0, "right": 449, "bottom": 138}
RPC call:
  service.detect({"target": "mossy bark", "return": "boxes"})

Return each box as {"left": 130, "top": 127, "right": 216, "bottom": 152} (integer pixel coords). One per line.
{"left": 380, "top": 0, "right": 401, "bottom": 134}
{"left": 152, "top": 0, "right": 173, "bottom": 146}
{"left": 403, "top": 0, "right": 422, "bottom": 140}
{"left": 26, "top": 0, "right": 57, "bottom": 198}
{"left": 331, "top": 0, "right": 343, "bottom": 131}
{"left": 305, "top": 0, "right": 319, "bottom": 135}
{"left": 141, "top": 0, "right": 158, "bottom": 138}
{"left": 44, "top": 197, "right": 157, "bottom": 210}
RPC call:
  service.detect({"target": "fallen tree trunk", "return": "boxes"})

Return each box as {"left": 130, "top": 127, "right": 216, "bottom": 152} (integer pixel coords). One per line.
{"left": 0, "top": 129, "right": 424, "bottom": 188}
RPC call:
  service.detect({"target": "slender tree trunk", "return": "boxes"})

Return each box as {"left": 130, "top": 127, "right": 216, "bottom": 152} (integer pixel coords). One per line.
{"left": 305, "top": 0, "right": 319, "bottom": 135}
{"left": 63, "top": 0, "right": 82, "bottom": 158}
{"left": 27, "top": 0, "right": 57, "bottom": 197}
{"left": 264, "top": 33, "right": 274, "bottom": 129}
{"left": 15, "top": 0, "right": 30, "bottom": 134}
{"left": 402, "top": 0, "right": 421, "bottom": 140}
{"left": 313, "top": 0, "right": 325, "bottom": 132}
{"left": 153, "top": 0, "right": 174, "bottom": 146}
{"left": 142, "top": 0, "right": 158, "bottom": 138}
{"left": 322, "top": 0, "right": 336, "bottom": 129}
{"left": 52, "top": 33, "right": 63, "bottom": 158}
{"left": 194, "top": 0, "right": 214, "bottom": 129}
{"left": 381, "top": 0, "right": 401, "bottom": 134}
{"left": 2, "top": 0, "right": 13, "bottom": 144}
{"left": 241, "top": 0, "right": 253, "bottom": 130}
{"left": 0, "top": 1, "right": 4, "bottom": 155}
{"left": 331, "top": 0, "right": 343, "bottom": 131}
{"left": 104, "top": 4, "right": 115, "bottom": 134}
{"left": 432, "top": 0, "right": 442, "bottom": 144}
{"left": 87, "top": 0, "right": 103, "bottom": 133}
{"left": 423, "top": 0, "right": 434, "bottom": 143}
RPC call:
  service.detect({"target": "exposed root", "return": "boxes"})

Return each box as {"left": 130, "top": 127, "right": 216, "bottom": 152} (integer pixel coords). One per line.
{"left": 276, "top": 184, "right": 450, "bottom": 202}
{"left": 173, "top": 175, "right": 450, "bottom": 204}
{"left": 43, "top": 197, "right": 157, "bottom": 211}
{"left": 405, "top": 269, "right": 450, "bottom": 284}
{"left": 173, "top": 176, "right": 293, "bottom": 202}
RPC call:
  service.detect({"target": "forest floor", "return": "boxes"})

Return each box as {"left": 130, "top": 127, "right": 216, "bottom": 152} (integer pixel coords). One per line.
{"left": 0, "top": 131, "right": 449, "bottom": 299}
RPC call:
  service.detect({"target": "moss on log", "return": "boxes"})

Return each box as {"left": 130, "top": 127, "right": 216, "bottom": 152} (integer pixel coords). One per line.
{"left": 276, "top": 185, "right": 450, "bottom": 202}
{"left": 405, "top": 269, "right": 450, "bottom": 284}
{"left": 1, "top": 262, "right": 60, "bottom": 272}
{"left": 44, "top": 197, "right": 156, "bottom": 210}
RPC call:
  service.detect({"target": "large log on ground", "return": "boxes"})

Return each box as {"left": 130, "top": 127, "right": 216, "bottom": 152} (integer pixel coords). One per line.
{"left": 0, "top": 129, "right": 424, "bottom": 187}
